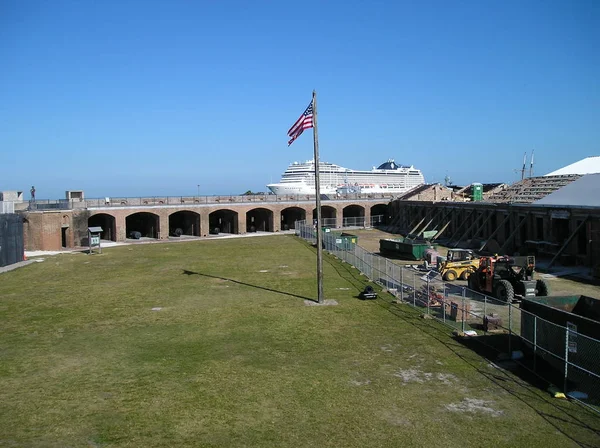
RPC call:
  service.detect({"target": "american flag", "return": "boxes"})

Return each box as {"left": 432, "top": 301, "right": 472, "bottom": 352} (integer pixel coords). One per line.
{"left": 287, "top": 101, "right": 314, "bottom": 146}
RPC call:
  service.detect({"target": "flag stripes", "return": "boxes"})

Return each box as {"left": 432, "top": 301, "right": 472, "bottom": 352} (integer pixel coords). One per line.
{"left": 287, "top": 102, "right": 314, "bottom": 146}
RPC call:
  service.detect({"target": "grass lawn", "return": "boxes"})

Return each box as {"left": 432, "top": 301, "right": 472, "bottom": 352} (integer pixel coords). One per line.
{"left": 1, "top": 235, "right": 598, "bottom": 447}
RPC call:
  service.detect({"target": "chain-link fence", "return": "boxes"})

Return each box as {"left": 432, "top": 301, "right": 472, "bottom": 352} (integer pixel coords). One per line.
{"left": 296, "top": 221, "right": 600, "bottom": 412}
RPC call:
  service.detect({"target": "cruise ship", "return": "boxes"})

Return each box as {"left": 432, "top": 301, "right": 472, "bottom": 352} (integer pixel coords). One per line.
{"left": 267, "top": 159, "right": 425, "bottom": 195}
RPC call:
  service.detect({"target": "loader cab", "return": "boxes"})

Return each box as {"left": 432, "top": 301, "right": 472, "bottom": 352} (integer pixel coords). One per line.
{"left": 447, "top": 249, "right": 474, "bottom": 263}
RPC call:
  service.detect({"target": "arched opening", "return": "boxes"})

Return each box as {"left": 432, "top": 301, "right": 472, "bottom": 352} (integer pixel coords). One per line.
{"left": 246, "top": 208, "right": 273, "bottom": 232}
{"left": 370, "top": 204, "right": 389, "bottom": 227}
{"left": 22, "top": 218, "right": 31, "bottom": 251}
{"left": 88, "top": 213, "right": 117, "bottom": 242}
{"left": 313, "top": 206, "right": 337, "bottom": 227}
{"left": 209, "top": 209, "right": 238, "bottom": 235}
{"left": 281, "top": 207, "right": 306, "bottom": 230}
{"left": 169, "top": 210, "right": 200, "bottom": 237}
{"left": 126, "top": 212, "right": 160, "bottom": 239}
{"left": 343, "top": 205, "right": 365, "bottom": 227}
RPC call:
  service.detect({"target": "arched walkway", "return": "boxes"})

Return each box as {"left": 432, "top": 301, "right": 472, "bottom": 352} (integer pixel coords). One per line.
{"left": 169, "top": 210, "right": 200, "bottom": 237}
{"left": 126, "top": 212, "right": 160, "bottom": 239}
{"left": 343, "top": 205, "right": 365, "bottom": 227}
{"left": 280, "top": 207, "right": 306, "bottom": 230}
{"left": 313, "top": 206, "right": 337, "bottom": 227}
{"left": 209, "top": 209, "right": 238, "bottom": 234}
{"left": 89, "top": 213, "right": 117, "bottom": 241}
{"left": 247, "top": 208, "right": 274, "bottom": 232}
{"left": 370, "top": 204, "right": 389, "bottom": 226}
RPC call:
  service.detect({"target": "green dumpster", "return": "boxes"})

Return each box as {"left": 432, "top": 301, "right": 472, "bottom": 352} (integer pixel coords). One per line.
{"left": 322, "top": 231, "right": 357, "bottom": 251}
{"left": 333, "top": 232, "right": 358, "bottom": 250}
{"left": 379, "top": 238, "right": 431, "bottom": 260}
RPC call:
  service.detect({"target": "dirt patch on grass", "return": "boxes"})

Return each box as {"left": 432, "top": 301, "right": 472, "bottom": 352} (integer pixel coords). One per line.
{"left": 349, "top": 378, "right": 372, "bottom": 386}
{"left": 445, "top": 398, "right": 504, "bottom": 417}
{"left": 392, "top": 367, "right": 458, "bottom": 386}
{"left": 379, "top": 408, "right": 412, "bottom": 426}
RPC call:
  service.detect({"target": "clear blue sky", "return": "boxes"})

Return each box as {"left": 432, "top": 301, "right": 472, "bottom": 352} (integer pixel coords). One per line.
{"left": 1, "top": 0, "right": 598, "bottom": 199}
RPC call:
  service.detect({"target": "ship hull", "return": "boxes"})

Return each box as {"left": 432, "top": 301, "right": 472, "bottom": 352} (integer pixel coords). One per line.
{"left": 267, "top": 159, "right": 425, "bottom": 196}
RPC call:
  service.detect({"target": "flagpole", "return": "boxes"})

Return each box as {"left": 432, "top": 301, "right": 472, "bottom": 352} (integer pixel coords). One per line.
{"left": 312, "top": 90, "right": 324, "bottom": 304}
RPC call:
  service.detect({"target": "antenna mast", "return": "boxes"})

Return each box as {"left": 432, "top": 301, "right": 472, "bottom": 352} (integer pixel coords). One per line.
{"left": 529, "top": 150, "right": 534, "bottom": 178}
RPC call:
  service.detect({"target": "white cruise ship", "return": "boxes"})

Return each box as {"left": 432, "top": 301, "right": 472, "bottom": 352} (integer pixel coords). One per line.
{"left": 267, "top": 159, "right": 425, "bottom": 195}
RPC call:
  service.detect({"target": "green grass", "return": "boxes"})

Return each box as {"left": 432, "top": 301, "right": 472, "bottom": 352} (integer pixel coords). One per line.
{"left": 1, "top": 235, "right": 598, "bottom": 447}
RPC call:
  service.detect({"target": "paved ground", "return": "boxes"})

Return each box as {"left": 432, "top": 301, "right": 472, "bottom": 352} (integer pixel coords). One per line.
{"left": 0, "top": 259, "right": 39, "bottom": 275}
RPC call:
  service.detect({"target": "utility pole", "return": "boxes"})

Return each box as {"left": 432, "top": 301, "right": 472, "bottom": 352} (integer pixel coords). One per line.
{"left": 312, "top": 90, "right": 324, "bottom": 304}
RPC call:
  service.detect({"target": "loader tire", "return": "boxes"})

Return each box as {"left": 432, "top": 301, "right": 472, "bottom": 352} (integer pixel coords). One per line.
{"left": 495, "top": 280, "right": 515, "bottom": 303}
{"left": 536, "top": 279, "right": 550, "bottom": 296}
{"left": 444, "top": 270, "right": 457, "bottom": 281}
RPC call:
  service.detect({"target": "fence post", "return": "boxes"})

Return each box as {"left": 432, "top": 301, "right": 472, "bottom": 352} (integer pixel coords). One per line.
{"left": 533, "top": 315, "right": 537, "bottom": 372}
{"left": 508, "top": 302, "right": 512, "bottom": 356}
{"left": 426, "top": 276, "right": 430, "bottom": 315}
{"left": 442, "top": 282, "right": 446, "bottom": 323}
{"left": 461, "top": 287, "right": 466, "bottom": 333}
{"left": 413, "top": 272, "right": 416, "bottom": 307}
{"left": 564, "top": 326, "right": 570, "bottom": 395}
{"left": 401, "top": 266, "right": 404, "bottom": 302}
{"left": 483, "top": 295, "right": 487, "bottom": 325}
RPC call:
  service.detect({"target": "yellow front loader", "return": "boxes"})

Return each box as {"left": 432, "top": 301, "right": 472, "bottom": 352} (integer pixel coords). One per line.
{"left": 438, "top": 249, "right": 479, "bottom": 281}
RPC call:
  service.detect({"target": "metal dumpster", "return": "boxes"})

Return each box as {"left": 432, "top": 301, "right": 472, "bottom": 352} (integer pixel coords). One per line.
{"left": 328, "top": 232, "right": 358, "bottom": 250}
{"left": 322, "top": 231, "right": 358, "bottom": 251}
{"left": 379, "top": 238, "right": 431, "bottom": 260}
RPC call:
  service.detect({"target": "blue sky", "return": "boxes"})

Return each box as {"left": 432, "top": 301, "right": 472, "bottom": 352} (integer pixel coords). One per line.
{"left": 1, "top": 0, "right": 598, "bottom": 199}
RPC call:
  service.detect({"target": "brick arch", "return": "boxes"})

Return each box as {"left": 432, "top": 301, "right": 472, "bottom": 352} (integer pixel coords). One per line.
{"left": 125, "top": 212, "right": 160, "bottom": 239}
{"left": 168, "top": 210, "right": 201, "bottom": 237}
{"left": 280, "top": 206, "right": 307, "bottom": 230}
{"left": 22, "top": 217, "right": 32, "bottom": 250}
{"left": 246, "top": 207, "right": 273, "bottom": 232}
{"left": 313, "top": 205, "right": 338, "bottom": 228}
{"left": 88, "top": 213, "right": 117, "bottom": 242}
{"left": 343, "top": 204, "right": 365, "bottom": 228}
{"left": 370, "top": 204, "right": 389, "bottom": 226}
{"left": 209, "top": 208, "right": 239, "bottom": 235}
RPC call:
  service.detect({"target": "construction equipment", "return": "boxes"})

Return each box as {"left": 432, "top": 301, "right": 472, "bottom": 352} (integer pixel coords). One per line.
{"left": 423, "top": 248, "right": 440, "bottom": 269}
{"left": 468, "top": 255, "right": 550, "bottom": 302}
{"left": 437, "top": 249, "right": 479, "bottom": 281}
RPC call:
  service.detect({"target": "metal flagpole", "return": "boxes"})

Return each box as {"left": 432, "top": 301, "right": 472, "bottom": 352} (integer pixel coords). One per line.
{"left": 312, "top": 90, "right": 324, "bottom": 303}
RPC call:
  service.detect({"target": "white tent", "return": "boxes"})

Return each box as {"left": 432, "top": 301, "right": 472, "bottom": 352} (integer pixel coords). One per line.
{"left": 545, "top": 156, "right": 600, "bottom": 176}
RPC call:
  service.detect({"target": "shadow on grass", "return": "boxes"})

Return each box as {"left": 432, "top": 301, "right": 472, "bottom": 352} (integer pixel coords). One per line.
{"left": 375, "top": 297, "right": 600, "bottom": 447}
{"left": 297, "top": 237, "right": 374, "bottom": 299}
{"left": 182, "top": 270, "right": 316, "bottom": 303}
